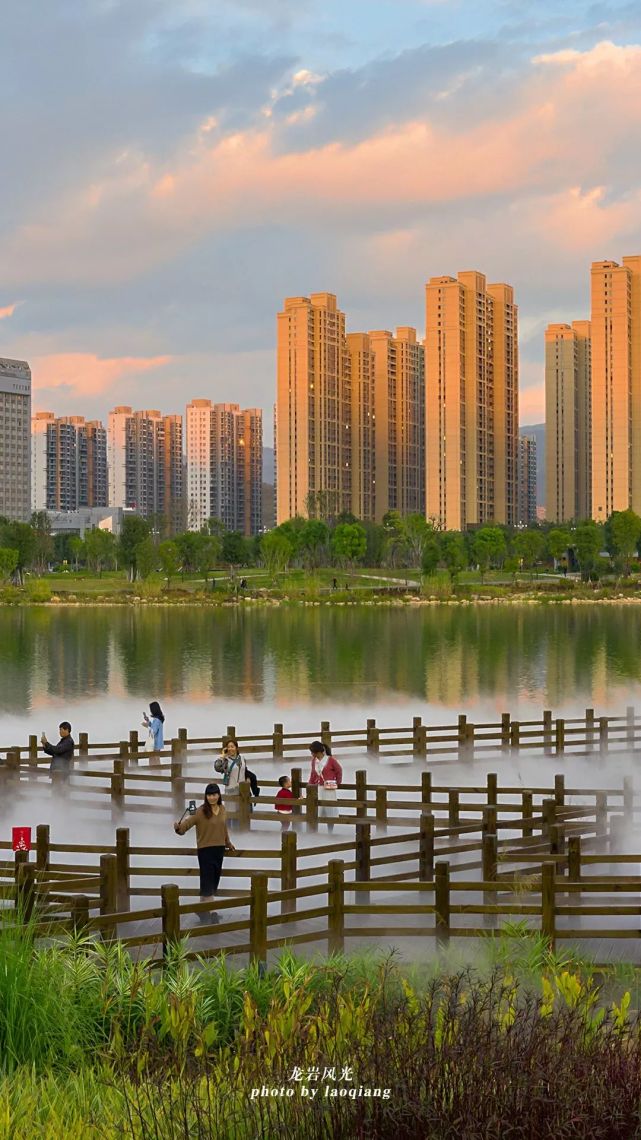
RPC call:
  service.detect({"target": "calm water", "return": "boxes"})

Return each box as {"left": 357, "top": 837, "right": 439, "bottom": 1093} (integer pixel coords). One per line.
{"left": 0, "top": 603, "right": 640, "bottom": 742}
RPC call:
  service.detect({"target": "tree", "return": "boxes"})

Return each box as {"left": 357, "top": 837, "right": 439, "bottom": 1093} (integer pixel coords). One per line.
{"left": 0, "top": 547, "right": 19, "bottom": 584}
{"left": 470, "top": 527, "right": 506, "bottom": 582}
{"left": 158, "top": 540, "right": 180, "bottom": 586}
{"left": 69, "top": 536, "right": 85, "bottom": 571}
{"left": 84, "top": 528, "right": 116, "bottom": 576}
{"left": 135, "top": 536, "right": 157, "bottom": 580}
{"left": 195, "top": 534, "right": 221, "bottom": 585}
{"left": 305, "top": 489, "right": 340, "bottom": 523}
{"left": 381, "top": 510, "right": 406, "bottom": 567}
{"left": 402, "top": 514, "right": 436, "bottom": 568}
{"left": 175, "top": 531, "right": 203, "bottom": 577}
{"left": 512, "top": 530, "right": 544, "bottom": 577}
{"left": 119, "top": 516, "right": 150, "bottom": 581}
{"left": 260, "top": 530, "right": 293, "bottom": 575}
{"left": 504, "top": 555, "right": 519, "bottom": 584}
{"left": 299, "top": 519, "right": 329, "bottom": 569}
{"left": 222, "top": 531, "right": 249, "bottom": 566}
{"left": 608, "top": 509, "right": 641, "bottom": 576}
{"left": 421, "top": 536, "right": 440, "bottom": 577}
{"left": 277, "top": 517, "right": 307, "bottom": 561}
{"left": 363, "top": 522, "right": 386, "bottom": 567}
{"left": 546, "top": 528, "right": 571, "bottom": 565}
{"left": 574, "top": 521, "right": 603, "bottom": 580}
{"left": 0, "top": 521, "right": 36, "bottom": 584}
{"left": 440, "top": 533, "right": 468, "bottom": 583}
{"left": 30, "top": 511, "right": 54, "bottom": 574}
{"left": 330, "top": 522, "right": 367, "bottom": 569}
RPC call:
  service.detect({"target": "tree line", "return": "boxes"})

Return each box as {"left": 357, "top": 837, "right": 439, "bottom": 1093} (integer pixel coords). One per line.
{"left": 1, "top": 508, "right": 641, "bottom": 584}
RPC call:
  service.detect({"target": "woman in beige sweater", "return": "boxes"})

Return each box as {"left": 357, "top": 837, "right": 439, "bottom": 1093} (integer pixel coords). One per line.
{"left": 174, "top": 783, "right": 236, "bottom": 920}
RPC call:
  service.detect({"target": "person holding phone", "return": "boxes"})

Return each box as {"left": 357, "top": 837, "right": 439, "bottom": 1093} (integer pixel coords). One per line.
{"left": 142, "top": 701, "right": 165, "bottom": 755}
{"left": 214, "top": 738, "right": 247, "bottom": 825}
{"left": 41, "top": 721, "right": 75, "bottom": 777}
{"left": 308, "top": 741, "right": 343, "bottom": 832}
{"left": 174, "top": 784, "right": 236, "bottom": 921}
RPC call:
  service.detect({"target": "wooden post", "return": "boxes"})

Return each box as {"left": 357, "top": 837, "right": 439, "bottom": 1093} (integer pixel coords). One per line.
{"left": 413, "top": 716, "right": 427, "bottom": 758}
{"left": 419, "top": 812, "right": 434, "bottom": 882}
{"left": 14, "top": 849, "right": 28, "bottom": 887}
{"left": 626, "top": 706, "right": 635, "bottom": 749}
{"left": 355, "top": 770, "right": 368, "bottom": 820}
{"left": 366, "top": 718, "right": 380, "bottom": 754}
{"left": 239, "top": 781, "right": 252, "bottom": 830}
{"left": 111, "top": 757, "right": 125, "bottom": 806}
{"left": 487, "top": 772, "right": 498, "bottom": 808}
{"left": 599, "top": 717, "right": 609, "bottom": 754}
{"left": 609, "top": 813, "right": 626, "bottom": 853}
{"left": 554, "top": 774, "right": 565, "bottom": 809}
{"left": 435, "top": 862, "right": 450, "bottom": 947}
{"left": 99, "top": 854, "right": 117, "bottom": 940}
{"left": 542, "top": 798, "right": 556, "bottom": 838}
{"left": 226, "top": 725, "right": 237, "bottom": 742}
{"left": 178, "top": 727, "right": 188, "bottom": 751}
{"left": 273, "top": 723, "right": 284, "bottom": 760}
{"left": 448, "top": 789, "right": 460, "bottom": 829}
{"left": 36, "top": 824, "right": 50, "bottom": 873}
{"left": 482, "top": 832, "right": 497, "bottom": 883}
{"left": 595, "top": 791, "right": 608, "bottom": 848}
{"left": 501, "top": 712, "right": 511, "bottom": 752}
{"left": 119, "top": 739, "right": 128, "bottom": 760}
{"left": 543, "top": 709, "right": 553, "bottom": 755}
{"left": 522, "top": 790, "right": 533, "bottom": 839}
{"left": 170, "top": 739, "right": 181, "bottom": 776}
{"left": 320, "top": 720, "right": 332, "bottom": 752}
{"left": 71, "top": 895, "right": 89, "bottom": 934}
{"left": 115, "top": 827, "right": 130, "bottom": 911}
{"left": 464, "top": 721, "right": 475, "bottom": 761}
{"left": 7, "top": 748, "right": 20, "bottom": 783}
{"left": 541, "top": 861, "right": 556, "bottom": 949}
{"left": 249, "top": 872, "right": 268, "bottom": 966}
{"left": 375, "top": 788, "right": 387, "bottom": 827}
{"left": 568, "top": 836, "right": 581, "bottom": 881}
{"left": 328, "top": 860, "right": 344, "bottom": 955}
{"left": 129, "top": 729, "right": 139, "bottom": 763}
{"left": 356, "top": 824, "right": 371, "bottom": 883}
{"left": 16, "top": 861, "right": 36, "bottom": 923}
{"left": 291, "top": 767, "right": 302, "bottom": 819}
{"left": 549, "top": 824, "right": 565, "bottom": 862}
{"left": 555, "top": 719, "right": 565, "bottom": 754}
{"left": 623, "top": 776, "right": 634, "bottom": 825}
{"left": 510, "top": 721, "right": 521, "bottom": 750}
{"left": 307, "top": 783, "right": 319, "bottom": 832}
{"left": 280, "top": 831, "right": 297, "bottom": 916}
{"left": 457, "top": 714, "right": 467, "bottom": 755}
{"left": 585, "top": 707, "right": 595, "bottom": 753}
{"left": 482, "top": 804, "right": 497, "bottom": 837}
{"left": 173, "top": 777, "right": 186, "bottom": 817}
{"left": 161, "top": 884, "right": 180, "bottom": 958}
{"left": 421, "top": 771, "right": 432, "bottom": 808}
{"left": 28, "top": 735, "right": 38, "bottom": 765}
{"left": 78, "top": 731, "right": 89, "bottom": 758}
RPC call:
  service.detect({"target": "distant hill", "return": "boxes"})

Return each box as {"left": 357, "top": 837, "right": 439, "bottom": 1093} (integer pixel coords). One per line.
{"left": 520, "top": 423, "right": 545, "bottom": 509}
{"left": 263, "top": 446, "right": 274, "bottom": 485}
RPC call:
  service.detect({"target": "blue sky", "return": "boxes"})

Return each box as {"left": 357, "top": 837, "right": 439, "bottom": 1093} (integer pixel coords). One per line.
{"left": 1, "top": 0, "right": 641, "bottom": 427}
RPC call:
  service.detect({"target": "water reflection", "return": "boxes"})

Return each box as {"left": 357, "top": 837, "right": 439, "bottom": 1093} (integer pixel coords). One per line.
{"left": 0, "top": 605, "right": 640, "bottom": 723}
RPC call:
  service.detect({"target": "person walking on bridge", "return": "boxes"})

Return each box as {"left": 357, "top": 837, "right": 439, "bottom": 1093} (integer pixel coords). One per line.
{"left": 174, "top": 783, "right": 236, "bottom": 921}
{"left": 308, "top": 741, "right": 342, "bottom": 832}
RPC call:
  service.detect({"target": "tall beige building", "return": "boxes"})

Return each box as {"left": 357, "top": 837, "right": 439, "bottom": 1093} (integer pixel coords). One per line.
{"left": 276, "top": 293, "right": 351, "bottom": 523}
{"left": 425, "top": 271, "right": 519, "bottom": 530}
{"left": 368, "top": 327, "right": 425, "bottom": 521}
{"left": 108, "top": 406, "right": 183, "bottom": 532}
{"left": 0, "top": 357, "right": 31, "bottom": 521}
{"left": 590, "top": 257, "right": 641, "bottom": 521}
{"left": 185, "top": 400, "right": 262, "bottom": 535}
{"left": 346, "top": 333, "right": 376, "bottom": 522}
{"left": 545, "top": 321, "right": 591, "bottom": 522}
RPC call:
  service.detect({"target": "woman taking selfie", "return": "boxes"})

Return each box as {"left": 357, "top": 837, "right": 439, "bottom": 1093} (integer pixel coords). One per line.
{"left": 174, "top": 783, "right": 236, "bottom": 921}
{"left": 214, "top": 738, "right": 247, "bottom": 824}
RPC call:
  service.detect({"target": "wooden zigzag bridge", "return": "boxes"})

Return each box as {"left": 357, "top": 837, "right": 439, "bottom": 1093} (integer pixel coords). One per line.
{"left": 1, "top": 706, "right": 641, "bottom": 966}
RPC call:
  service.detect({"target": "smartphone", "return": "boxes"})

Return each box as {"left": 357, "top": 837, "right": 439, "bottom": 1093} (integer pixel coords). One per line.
{"left": 188, "top": 800, "right": 197, "bottom": 814}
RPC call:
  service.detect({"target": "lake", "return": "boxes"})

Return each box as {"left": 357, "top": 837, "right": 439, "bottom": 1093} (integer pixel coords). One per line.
{"left": 0, "top": 603, "right": 640, "bottom": 743}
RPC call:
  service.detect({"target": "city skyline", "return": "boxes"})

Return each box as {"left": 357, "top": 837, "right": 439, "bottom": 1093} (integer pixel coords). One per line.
{"left": 2, "top": 3, "right": 641, "bottom": 431}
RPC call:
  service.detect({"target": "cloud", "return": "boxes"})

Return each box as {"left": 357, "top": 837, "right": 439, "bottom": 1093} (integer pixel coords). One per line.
{"left": 31, "top": 353, "right": 172, "bottom": 401}
{"left": 0, "top": 303, "right": 18, "bottom": 320}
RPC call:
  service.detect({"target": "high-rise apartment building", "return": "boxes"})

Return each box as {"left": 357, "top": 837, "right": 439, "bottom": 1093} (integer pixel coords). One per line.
{"left": 346, "top": 333, "right": 376, "bottom": 522}
{"left": 185, "top": 400, "right": 262, "bottom": 535}
{"left": 545, "top": 321, "right": 591, "bottom": 522}
{"left": 367, "top": 327, "right": 425, "bottom": 522}
{"left": 276, "top": 293, "right": 352, "bottom": 523}
{"left": 0, "top": 357, "right": 31, "bottom": 521}
{"left": 108, "top": 406, "right": 183, "bottom": 532}
{"left": 517, "top": 435, "right": 537, "bottom": 526}
{"left": 425, "top": 271, "right": 519, "bottom": 530}
{"left": 32, "top": 412, "right": 107, "bottom": 512}
{"left": 590, "top": 257, "right": 641, "bottom": 521}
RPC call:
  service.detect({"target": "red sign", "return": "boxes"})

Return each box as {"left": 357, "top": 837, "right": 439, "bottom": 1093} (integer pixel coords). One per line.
{"left": 12, "top": 827, "right": 32, "bottom": 852}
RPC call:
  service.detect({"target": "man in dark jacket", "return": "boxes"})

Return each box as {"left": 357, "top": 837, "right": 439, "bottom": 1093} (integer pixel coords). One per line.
{"left": 41, "top": 721, "right": 75, "bottom": 775}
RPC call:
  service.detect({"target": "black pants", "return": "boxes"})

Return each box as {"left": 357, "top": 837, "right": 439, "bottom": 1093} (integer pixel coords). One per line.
{"left": 197, "top": 845, "right": 225, "bottom": 897}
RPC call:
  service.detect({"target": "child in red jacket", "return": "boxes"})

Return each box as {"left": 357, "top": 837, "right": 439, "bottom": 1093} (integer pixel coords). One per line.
{"left": 275, "top": 774, "right": 294, "bottom": 831}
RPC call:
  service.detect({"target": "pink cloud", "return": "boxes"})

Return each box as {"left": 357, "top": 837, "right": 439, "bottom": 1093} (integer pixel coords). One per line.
{"left": 31, "top": 353, "right": 172, "bottom": 399}
{"left": 0, "top": 302, "right": 18, "bottom": 320}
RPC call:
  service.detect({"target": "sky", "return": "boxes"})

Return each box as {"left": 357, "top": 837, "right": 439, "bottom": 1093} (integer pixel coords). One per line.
{"left": 2, "top": 1, "right": 641, "bottom": 431}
